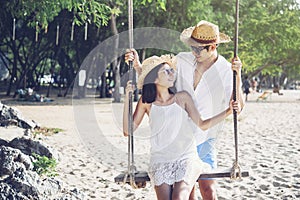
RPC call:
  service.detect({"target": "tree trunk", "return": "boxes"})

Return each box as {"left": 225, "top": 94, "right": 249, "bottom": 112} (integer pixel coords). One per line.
{"left": 6, "top": 42, "right": 19, "bottom": 97}
{"left": 12, "top": 63, "right": 27, "bottom": 98}
{"left": 111, "top": 13, "right": 121, "bottom": 102}
{"left": 7, "top": 54, "right": 17, "bottom": 96}
{"left": 100, "top": 57, "right": 107, "bottom": 98}
{"left": 100, "top": 72, "right": 106, "bottom": 98}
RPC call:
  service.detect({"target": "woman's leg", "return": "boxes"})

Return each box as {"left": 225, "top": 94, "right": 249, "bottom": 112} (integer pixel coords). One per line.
{"left": 188, "top": 185, "right": 197, "bottom": 200}
{"left": 199, "top": 179, "right": 218, "bottom": 200}
{"left": 154, "top": 183, "right": 172, "bottom": 200}
{"left": 172, "top": 181, "right": 193, "bottom": 200}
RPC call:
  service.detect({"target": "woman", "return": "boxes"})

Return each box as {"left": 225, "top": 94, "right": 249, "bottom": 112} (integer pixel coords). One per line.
{"left": 123, "top": 55, "right": 240, "bottom": 200}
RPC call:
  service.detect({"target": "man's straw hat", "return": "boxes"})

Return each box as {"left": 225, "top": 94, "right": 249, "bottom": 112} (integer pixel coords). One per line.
{"left": 180, "top": 20, "right": 231, "bottom": 46}
{"left": 137, "top": 55, "right": 176, "bottom": 89}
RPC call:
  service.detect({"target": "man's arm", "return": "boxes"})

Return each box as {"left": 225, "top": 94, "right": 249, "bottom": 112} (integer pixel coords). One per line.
{"left": 182, "top": 91, "right": 239, "bottom": 131}
{"left": 232, "top": 57, "right": 245, "bottom": 112}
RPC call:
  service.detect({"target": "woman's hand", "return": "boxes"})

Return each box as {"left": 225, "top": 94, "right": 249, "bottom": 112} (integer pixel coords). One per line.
{"left": 125, "top": 80, "right": 135, "bottom": 97}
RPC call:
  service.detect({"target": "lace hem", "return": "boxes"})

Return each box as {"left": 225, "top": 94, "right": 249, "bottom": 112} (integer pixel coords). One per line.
{"left": 148, "top": 157, "right": 210, "bottom": 186}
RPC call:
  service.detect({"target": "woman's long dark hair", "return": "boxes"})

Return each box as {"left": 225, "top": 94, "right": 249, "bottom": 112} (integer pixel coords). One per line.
{"left": 142, "top": 63, "right": 176, "bottom": 103}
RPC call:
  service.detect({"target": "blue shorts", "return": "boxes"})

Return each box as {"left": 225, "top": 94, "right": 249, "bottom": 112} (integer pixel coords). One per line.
{"left": 197, "top": 138, "right": 217, "bottom": 180}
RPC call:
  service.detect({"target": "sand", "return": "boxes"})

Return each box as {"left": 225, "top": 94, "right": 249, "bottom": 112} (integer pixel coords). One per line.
{"left": 1, "top": 89, "right": 300, "bottom": 199}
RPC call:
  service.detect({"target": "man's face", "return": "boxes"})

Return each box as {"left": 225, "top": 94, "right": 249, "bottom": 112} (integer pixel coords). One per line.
{"left": 191, "top": 44, "right": 217, "bottom": 63}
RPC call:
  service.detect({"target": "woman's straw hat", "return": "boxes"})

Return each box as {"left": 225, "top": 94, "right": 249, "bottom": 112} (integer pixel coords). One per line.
{"left": 137, "top": 55, "right": 176, "bottom": 89}
{"left": 180, "top": 20, "right": 231, "bottom": 46}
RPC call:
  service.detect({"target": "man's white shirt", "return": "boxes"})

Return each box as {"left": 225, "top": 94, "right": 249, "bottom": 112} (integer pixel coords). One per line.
{"left": 175, "top": 52, "right": 233, "bottom": 145}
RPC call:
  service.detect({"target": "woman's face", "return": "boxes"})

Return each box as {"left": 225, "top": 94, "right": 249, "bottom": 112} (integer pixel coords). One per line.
{"left": 155, "top": 63, "right": 176, "bottom": 88}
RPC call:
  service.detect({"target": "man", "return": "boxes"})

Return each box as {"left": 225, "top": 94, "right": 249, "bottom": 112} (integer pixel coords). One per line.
{"left": 125, "top": 20, "right": 244, "bottom": 200}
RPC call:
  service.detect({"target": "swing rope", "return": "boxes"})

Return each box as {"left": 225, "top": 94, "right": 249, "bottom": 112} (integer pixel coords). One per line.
{"left": 231, "top": 0, "right": 242, "bottom": 180}
{"left": 123, "top": 0, "right": 138, "bottom": 188}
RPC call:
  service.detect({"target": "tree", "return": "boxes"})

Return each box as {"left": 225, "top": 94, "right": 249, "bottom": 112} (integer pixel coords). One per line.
{"left": 240, "top": 0, "right": 300, "bottom": 87}
{"left": 0, "top": 0, "right": 111, "bottom": 96}
{"left": 210, "top": 0, "right": 300, "bottom": 87}
{"left": 1, "top": 0, "right": 299, "bottom": 100}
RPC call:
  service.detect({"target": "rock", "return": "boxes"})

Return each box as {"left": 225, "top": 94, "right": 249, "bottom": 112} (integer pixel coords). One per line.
{"left": 6, "top": 168, "right": 40, "bottom": 199}
{"left": 9, "top": 137, "right": 59, "bottom": 160}
{"left": 0, "top": 119, "right": 18, "bottom": 127}
{"left": 0, "top": 138, "right": 8, "bottom": 146}
{"left": 0, "top": 146, "right": 85, "bottom": 199}
{"left": 0, "top": 102, "right": 84, "bottom": 199}
{"left": 0, "top": 103, "right": 38, "bottom": 129}
{"left": 0, "top": 182, "right": 30, "bottom": 200}
{"left": 24, "top": 129, "right": 32, "bottom": 137}
{"left": 0, "top": 146, "right": 33, "bottom": 177}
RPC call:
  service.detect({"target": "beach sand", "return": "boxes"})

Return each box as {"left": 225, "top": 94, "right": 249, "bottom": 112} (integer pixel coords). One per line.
{"left": 1, "top": 90, "right": 300, "bottom": 199}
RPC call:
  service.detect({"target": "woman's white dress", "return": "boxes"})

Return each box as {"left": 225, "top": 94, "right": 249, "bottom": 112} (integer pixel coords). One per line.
{"left": 148, "top": 102, "right": 210, "bottom": 186}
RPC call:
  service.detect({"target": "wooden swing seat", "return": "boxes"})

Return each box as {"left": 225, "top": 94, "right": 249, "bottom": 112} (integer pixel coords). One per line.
{"left": 114, "top": 168, "right": 249, "bottom": 184}
{"left": 114, "top": 171, "right": 150, "bottom": 184}
{"left": 197, "top": 167, "right": 249, "bottom": 179}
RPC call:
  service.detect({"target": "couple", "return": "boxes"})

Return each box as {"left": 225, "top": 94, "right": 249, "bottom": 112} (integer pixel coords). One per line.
{"left": 123, "top": 20, "right": 244, "bottom": 200}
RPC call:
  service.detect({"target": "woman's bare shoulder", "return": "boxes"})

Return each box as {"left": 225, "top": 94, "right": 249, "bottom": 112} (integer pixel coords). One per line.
{"left": 175, "top": 91, "right": 192, "bottom": 99}
{"left": 137, "top": 97, "right": 151, "bottom": 113}
{"left": 174, "top": 91, "right": 193, "bottom": 107}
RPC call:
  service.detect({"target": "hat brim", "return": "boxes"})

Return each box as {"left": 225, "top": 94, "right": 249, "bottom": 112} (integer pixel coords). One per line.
{"left": 137, "top": 57, "right": 175, "bottom": 90}
{"left": 180, "top": 26, "right": 231, "bottom": 46}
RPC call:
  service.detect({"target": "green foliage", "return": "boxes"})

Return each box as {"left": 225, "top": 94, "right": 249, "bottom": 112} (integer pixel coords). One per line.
{"left": 4, "top": 0, "right": 111, "bottom": 29}
{"left": 135, "top": 0, "right": 213, "bottom": 30}
{"left": 132, "top": 0, "right": 214, "bottom": 58}
{"left": 73, "top": 0, "right": 111, "bottom": 27}
{"left": 140, "top": 0, "right": 167, "bottom": 11}
{"left": 0, "top": 0, "right": 299, "bottom": 95}
{"left": 209, "top": 0, "right": 300, "bottom": 82}
{"left": 241, "top": 0, "right": 300, "bottom": 77}
{"left": 32, "top": 153, "right": 57, "bottom": 177}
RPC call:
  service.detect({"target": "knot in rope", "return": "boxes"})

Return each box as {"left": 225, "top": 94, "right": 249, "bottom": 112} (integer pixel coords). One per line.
{"left": 230, "top": 161, "right": 242, "bottom": 180}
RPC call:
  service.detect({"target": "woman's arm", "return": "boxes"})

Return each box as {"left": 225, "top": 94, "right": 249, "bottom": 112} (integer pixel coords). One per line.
{"left": 181, "top": 92, "right": 235, "bottom": 131}
{"left": 123, "top": 81, "right": 147, "bottom": 136}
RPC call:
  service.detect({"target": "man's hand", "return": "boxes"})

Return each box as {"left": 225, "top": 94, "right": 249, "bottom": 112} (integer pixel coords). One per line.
{"left": 231, "top": 57, "right": 242, "bottom": 75}
{"left": 231, "top": 56, "right": 245, "bottom": 111}
{"left": 125, "top": 49, "right": 142, "bottom": 74}
{"left": 230, "top": 100, "right": 241, "bottom": 114}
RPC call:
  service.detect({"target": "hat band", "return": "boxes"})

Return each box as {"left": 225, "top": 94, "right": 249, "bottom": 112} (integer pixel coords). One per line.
{"left": 191, "top": 36, "right": 217, "bottom": 44}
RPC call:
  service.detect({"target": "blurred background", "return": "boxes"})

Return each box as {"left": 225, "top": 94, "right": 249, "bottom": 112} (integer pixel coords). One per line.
{"left": 0, "top": 0, "right": 299, "bottom": 102}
